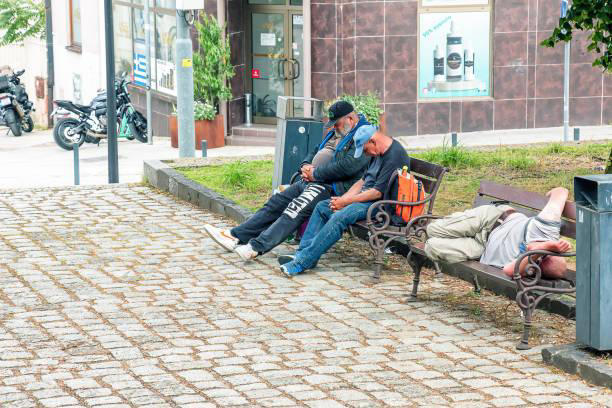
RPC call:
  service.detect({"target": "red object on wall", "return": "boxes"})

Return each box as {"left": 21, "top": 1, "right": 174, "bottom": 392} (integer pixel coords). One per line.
{"left": 251, "top": 69, "right": 261, "bottom": 79}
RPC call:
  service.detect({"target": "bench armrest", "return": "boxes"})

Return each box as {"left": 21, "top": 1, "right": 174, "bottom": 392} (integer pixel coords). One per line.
{"left": 512, "top": 249, "right": 577, "bottom": 284}
{"left": 366, "top": 196, "right": 435, "bottom": 231}
{"left": 405, "top": 214, "right": 441, "bottom": 242}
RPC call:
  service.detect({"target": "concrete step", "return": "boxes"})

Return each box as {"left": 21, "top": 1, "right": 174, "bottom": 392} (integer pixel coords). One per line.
{"left": 226, "top": 135, "right": 275, "bottom": 147}
{"left": 228, "top": 123, "right": 276, "bottom": 146}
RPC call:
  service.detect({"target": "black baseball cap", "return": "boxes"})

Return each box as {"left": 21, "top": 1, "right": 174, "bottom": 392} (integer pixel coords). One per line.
{"left": 325, "top": 100, "right": 354, "bottom": 127}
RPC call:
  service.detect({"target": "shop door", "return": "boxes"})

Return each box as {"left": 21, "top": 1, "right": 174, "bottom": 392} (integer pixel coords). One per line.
{"left": 248, "top": 8, "right": 303, "bottom": 124}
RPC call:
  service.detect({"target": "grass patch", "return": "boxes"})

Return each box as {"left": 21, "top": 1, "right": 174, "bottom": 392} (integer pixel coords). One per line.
{"left": 176, "top": 141, "right": 610, "bottom": 217}
{"left": 177, "top": 160, "right": 274, "bottom": 211}
{"left": 412, "top": 141, "right": 611, "bottom": 216}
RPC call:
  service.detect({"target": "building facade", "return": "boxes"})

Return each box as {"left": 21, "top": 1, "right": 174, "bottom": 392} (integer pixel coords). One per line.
{"left": 129, "top": 0, "right": 607, "bottom": 142}
{"left": 5, "top": 0, "right": 607, "bottom": 140}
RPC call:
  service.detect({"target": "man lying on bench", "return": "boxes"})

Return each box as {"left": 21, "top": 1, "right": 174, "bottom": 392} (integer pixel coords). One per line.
{"left": 424, "top": 187, "right": 572, "bottom": 280}
{"left": 278, "top": 125, "right": 411, "bottom": 277}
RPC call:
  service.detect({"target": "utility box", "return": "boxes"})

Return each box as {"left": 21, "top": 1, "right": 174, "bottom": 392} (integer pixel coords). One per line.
{"left": 272, "top": 96, "right": 325, "bottom": 190}
{"left": 575, "top": 174, "right": 612, "bottom": 351}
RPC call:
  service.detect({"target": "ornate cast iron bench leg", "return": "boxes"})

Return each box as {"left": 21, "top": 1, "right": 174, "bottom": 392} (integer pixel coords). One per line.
{"left": 516, "top": 292, "right": 534, "bottom": 350}
{"left": 406, "top": 250, "right": 425, "bottom": 302}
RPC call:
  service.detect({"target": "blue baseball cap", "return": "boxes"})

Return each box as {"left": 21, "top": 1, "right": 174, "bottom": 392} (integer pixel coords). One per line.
{"left": 353, "top": 125, "right": 377, "bottom": 158}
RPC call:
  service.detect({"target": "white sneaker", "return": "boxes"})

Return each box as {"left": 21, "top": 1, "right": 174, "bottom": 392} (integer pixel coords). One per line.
{"left": 234, "top": 244, "right": 258, "bottom": 261}
{"left": 204, "top": 224, "right": 238, "bottom": 252}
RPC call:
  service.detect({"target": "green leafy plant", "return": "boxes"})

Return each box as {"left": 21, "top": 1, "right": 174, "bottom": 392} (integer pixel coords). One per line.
{"left": 327, "top": 92, "right": 383, "bottom": 126}
{"left": 0, "top": 0, "right": 45, "bottom": 46}
{"left": 541, "top": 0, "right": 611, "bottom": 72}
{"left": 193, "top": 15, "right": 234, "bottom": 110}
{"left": 194, "top": 101, "right": 216, "bottom": 121}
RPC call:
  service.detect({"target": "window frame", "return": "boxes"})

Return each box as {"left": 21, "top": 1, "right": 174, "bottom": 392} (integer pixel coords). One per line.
{"left": 67, "top": 0, "right": 82, "bottom": 53}
{"left": 416, "top": 0, "right": 494, "bottom": 102}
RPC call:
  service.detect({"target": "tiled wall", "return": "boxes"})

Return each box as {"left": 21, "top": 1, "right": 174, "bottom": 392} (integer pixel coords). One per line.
{"left": 311, "top": 0, "right": 611, "bottom": 137}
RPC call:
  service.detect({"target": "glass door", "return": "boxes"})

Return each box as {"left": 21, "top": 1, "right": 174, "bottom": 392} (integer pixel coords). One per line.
{"left": 248, "top": 8, "right": 303, "bottom": 124}
{"left": 251, "top": 12, "right": 286, "bottom": 123}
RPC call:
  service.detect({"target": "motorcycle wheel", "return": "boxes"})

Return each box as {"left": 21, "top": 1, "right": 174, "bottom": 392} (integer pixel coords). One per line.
{"left": 54, "top": 118, "right": 85, "bottom": 151}
{"left": 5, "top": 110, "right": 22, "bottom": 137}
{"left": 129, "top": 111, "right": 148, "bottom": 143}
{"left": 21, "top": 115, "right": 34, "bottom": 133}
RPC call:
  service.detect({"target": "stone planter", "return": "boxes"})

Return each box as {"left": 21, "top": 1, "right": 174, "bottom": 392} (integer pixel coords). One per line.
{"left": 169, "top": 113, "right": 225, "bottom": 149}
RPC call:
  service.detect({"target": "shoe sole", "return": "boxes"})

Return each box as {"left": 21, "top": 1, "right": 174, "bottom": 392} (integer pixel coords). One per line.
{"left": 203, "top": 225, "right": 236, "bottom": 252}
{"left": 278, "top": 266, "right": 294, "bottom": 278}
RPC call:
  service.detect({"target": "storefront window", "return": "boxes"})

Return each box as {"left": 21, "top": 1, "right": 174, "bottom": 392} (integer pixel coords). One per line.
{"left": 155, "top": 13, "right": 177, "bottom": 95}
{"left": 113, "top": 1, "right": 177, "bottom": 96}
{"left": 114, "top": 4, "right": 133, "bottom": 77}
{"left": 418, "top": 0, "right": 492, "bottom": 100}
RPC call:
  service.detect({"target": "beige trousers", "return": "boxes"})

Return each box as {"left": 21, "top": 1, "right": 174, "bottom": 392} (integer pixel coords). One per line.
{"left": 424, "top": 205, "right": 512, "bottom": 264}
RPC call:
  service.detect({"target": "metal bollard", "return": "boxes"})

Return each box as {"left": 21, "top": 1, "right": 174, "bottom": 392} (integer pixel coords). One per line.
{"left": 451, "top": 132, "right": 458, "bottom": 147}
{"left": 201, "top": 140, "right": 207, "bottom": 158}
{"left": 245, "top": 93, "right": 252, "bottom": 127}
{"left": 574, "top": 127, "right": 580, "bottom": 142}
{"left": 73, "top": 143, "right": 80, "bottom": 185}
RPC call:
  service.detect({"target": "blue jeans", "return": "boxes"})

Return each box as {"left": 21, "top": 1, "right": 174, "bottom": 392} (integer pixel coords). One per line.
{"left": 295, "top": 199, "right": 372, "bottom": 269}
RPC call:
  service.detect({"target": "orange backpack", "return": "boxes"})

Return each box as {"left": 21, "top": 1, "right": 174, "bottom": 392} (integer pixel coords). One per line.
{"left": 395, "top": 166, "right": 427, "bottom": 223}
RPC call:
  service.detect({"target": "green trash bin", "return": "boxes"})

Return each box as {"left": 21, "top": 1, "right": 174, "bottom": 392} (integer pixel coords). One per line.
{"left": 272, "top": 96, "right": 325, "bottom": 190}
{"left": 575, "top": 174, "right": 612, "bottom": 351}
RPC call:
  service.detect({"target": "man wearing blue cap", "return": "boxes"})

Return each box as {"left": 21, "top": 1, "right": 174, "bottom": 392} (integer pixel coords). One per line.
{"left": 278, "top": 125, "right": 411, "bottom": 276}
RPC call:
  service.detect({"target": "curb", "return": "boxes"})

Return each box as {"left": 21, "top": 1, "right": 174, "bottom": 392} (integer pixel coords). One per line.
{"left": 143, "top": 160, "right": 253, "bottom": 224}
{"left": 542, "top": 344, "right": 612, "bottom": 390}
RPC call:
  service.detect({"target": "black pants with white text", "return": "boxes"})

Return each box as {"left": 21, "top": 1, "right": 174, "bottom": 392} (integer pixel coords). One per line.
{"left": 231, "top": 180, "right": 332, "bottom": 254}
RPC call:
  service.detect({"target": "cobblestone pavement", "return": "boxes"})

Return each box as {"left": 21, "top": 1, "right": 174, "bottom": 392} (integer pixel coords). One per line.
{"left": 0, "top": 185, "right": 610, "bottom": 408}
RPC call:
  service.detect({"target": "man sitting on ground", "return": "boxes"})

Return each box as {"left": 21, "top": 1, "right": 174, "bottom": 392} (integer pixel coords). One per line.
{"left": 278, "top": 125, "right": 411, "bottom": 276}
{"left": 203, "top": 101, "right": 370, "bottom": 260}
{"left": 424, "top": 187, "right": 572, "bottom": 279}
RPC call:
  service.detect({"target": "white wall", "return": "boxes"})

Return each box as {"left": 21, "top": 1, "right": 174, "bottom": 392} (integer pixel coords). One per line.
{"left": 51, "top": 0, "right": 106, "bottom": 105}
{"left": 0, "top": 37, "right": 48, "bottom": 126}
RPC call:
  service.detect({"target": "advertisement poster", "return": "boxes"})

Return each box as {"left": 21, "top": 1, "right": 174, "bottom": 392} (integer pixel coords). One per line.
{"left": 133, "top": 40, "right": 147, "bottom": 87}
{"left": 418, "top": 11, "right": 491, "bottom": 99}
{"left": 156, "top": 59, "right": 176, "bottom": 96}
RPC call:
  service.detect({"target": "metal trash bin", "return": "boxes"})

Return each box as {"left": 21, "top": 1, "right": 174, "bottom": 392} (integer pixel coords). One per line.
{"left": 272, "top": 96, "right": 325, "bottom": 190}
{"left": 575, "top": 174, "right": 612, "bottom": 351}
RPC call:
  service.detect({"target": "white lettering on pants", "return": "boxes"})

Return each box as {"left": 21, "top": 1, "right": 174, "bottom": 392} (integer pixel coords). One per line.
{"left": 284, "top": 184, "right": 326, "bottom": 219}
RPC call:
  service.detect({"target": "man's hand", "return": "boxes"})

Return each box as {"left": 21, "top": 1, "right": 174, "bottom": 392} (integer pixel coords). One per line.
{"left": 329, "top": 196, "right": 348, "bottom": 212}
{"left": 301, "top": 164, "right": 315, "bottom": 182}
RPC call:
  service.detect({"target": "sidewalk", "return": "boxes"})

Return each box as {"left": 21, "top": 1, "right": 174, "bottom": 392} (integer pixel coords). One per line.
{"left": 397, "top": 125, "right": 612, "bottom": 149}
{"left": 0, "top": 129, "right": 274, "bottom": 188}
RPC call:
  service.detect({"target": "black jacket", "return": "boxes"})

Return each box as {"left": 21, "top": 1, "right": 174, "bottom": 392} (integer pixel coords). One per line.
{"left": 301, "top": 114, "right": 371, "bottom": 195}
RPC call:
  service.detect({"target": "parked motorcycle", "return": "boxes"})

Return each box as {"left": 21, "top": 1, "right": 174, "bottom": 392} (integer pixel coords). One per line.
{"left": 0, "top": 75, "right": 23, "bottom": 136}
{"left": 51, "top": 73, "right": 147, "bottom": 150}
{"left": 8, "top": 69, "right": 35, "bottom": 133}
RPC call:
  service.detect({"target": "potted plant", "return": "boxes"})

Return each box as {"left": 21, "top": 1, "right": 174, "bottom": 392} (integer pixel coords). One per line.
{"left": 325, "top": 92, "right": 386, "bottom": 134}
{"left": 169, "top": 14, "right": 234, "bottom": 149}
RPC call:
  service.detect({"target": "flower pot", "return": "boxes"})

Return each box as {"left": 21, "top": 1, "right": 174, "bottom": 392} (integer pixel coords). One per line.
{"left": 169, "top": 113, "right": 225, "bottom": 149}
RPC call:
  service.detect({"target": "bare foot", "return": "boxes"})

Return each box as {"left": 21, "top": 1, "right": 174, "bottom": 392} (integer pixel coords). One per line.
{"left": 526, "top": 240, "right": 572, "bottom": 253}
{"left": 546, "top": 187, "right": 569, "bottom": 199}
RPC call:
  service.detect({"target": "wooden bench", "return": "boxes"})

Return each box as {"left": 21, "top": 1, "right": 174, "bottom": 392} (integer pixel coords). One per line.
{"left": 402, "top": 181, "right": 577, "bottom": 349}
{"left": 350, "top": 158, "right": 447, "bottom": 279}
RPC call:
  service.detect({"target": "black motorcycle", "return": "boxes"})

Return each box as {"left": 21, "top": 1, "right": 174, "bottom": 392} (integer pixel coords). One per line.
{"left": 51, "top": 73, "right": 147, "bottom": 150}
{"left": 8, "top": 69, "right": 35, "bottom": 133}
{"left": 0, "top": 77, "right": 21, "bottom": 136}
